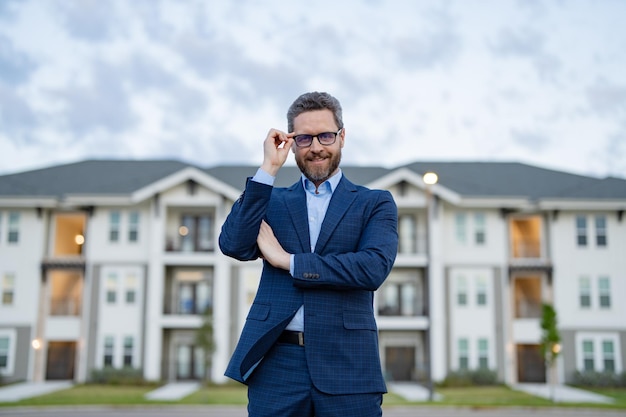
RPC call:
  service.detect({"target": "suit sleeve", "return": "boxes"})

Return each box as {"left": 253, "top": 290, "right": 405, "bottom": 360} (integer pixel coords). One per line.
{"left": 292, "top": 190, "right": 398, "bottom": 291}
{"left": 218, "top": 178, "right": 273, "bottom": 261}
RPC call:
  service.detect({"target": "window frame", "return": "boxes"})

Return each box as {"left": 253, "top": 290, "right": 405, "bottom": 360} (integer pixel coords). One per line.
{"left": 0, "top": 330, "right": 16, "bottom": 375}
{"left": 7, "top": 212, "right": 19, "bottom": 244}
{"left": 2, "top": 273, "right": 15, "bottom": 306}
{"left": 109, "top": 211, "right": 121, "bottom": 243}
{"left": 595, "top": 215, "right": 607, "bottom": 247}
{"left": 578, "top": 276, "right": 592, "bottom": 309}
{"left": 576, "top": 215, "right": 587, "bottom": 247}
{"left": 458, "top": 338, "right": 469, "bottom": 370}
{"left": 128, "top": 211, "right": 140, "bottom": 243}
{"left": 598, "top": 277, "right": 611, "bottom": 309}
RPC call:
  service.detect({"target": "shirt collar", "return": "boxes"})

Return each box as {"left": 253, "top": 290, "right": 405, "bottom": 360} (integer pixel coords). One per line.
{"left": 301, "top": 169, "right": 342, "bottom": 194}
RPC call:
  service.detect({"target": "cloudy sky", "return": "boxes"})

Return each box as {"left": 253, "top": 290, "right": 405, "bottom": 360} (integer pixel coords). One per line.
{"left": 1, "top": 0, "right": 625, "bottom": 178}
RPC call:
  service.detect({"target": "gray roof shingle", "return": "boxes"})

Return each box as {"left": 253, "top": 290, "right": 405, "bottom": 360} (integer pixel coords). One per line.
{"left": 1, "top": 159, "right": 625, "bottom": 201}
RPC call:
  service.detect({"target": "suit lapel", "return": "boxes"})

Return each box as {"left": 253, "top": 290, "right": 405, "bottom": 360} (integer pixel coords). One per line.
{"left": 314, "top": 176, "right": 357, "bottom": 253}
{"left": 285, "top": 181, "right": 311, "bottom": 253}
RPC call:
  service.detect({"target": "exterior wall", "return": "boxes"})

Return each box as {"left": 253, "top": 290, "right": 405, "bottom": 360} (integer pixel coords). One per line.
{"left": 550, "top": 210, "right": 626, "bottom": 382}
{"left": 447, "top": 267, "right": 498, "bottom": 373}
{"left": 94, "top": 265, "right": 146, "bottom": 370}
{"left": 0, "top": 208, "right": 46, "bottom": 382}
{"left": 1, "top": 165, "right": 625, "bottom": 388}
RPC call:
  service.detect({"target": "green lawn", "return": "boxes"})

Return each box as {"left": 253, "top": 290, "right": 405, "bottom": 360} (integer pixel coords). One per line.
{"left": 2, "top": 383, "right": 626, "bottom": 410}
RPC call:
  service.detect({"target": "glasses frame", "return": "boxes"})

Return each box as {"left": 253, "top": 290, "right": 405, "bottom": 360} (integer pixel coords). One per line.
{"left": 294, "top": 129, "right": 343, "bottom": 148}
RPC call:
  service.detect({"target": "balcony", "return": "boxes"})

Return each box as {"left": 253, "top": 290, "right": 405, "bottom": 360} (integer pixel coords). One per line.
{"left": 165, "top": 211, "right": 216, "bottom": 254}
{"left": 163, "top": 267, "right": 213, "bottom": 316}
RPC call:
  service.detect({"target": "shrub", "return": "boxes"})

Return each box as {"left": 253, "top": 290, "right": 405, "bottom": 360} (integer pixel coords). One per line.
{"left": 571, "top": 370, "right": 626, "bottom": 388}
{"left": 439, "top": 369, "right": 499, "bottom": 387}
{"left": 89, "top": 367, "right": 148, "bottom": 385}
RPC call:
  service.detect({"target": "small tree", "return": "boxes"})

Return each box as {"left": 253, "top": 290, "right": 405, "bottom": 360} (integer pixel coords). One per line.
{"left": 195, "top": 306, "right": 215, "bottom": 385}
{"left": 540, "top": 303, "right": 561, "bottom": 401}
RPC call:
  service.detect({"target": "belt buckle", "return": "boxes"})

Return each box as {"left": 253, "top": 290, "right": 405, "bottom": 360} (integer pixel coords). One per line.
{"left": 298, "top": 332, "right": 304, "bottom": 346}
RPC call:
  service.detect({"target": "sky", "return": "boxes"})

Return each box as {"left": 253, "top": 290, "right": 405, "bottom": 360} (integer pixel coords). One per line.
{"left": 1, "top": 0, "right": 625, "bottom": 179}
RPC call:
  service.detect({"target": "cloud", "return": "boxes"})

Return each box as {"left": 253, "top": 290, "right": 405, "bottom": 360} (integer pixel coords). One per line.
{"left": 0, "top": 83, "right": 37, "bottom": 141}
{"left": 54, "top": 0, "right": 123, "bottom": 41}
{"left": 510, "top": 128, "right": 551, "bottom": 152}
{"left": 0, "top": 33, "right": 37, "bottom": 84}
{"left": 488, "top": 26, "right": 561, "bottom": 82}
{"left": 585, "top": 77, "right": 626, "bottom": 117}
{"left": 46, "top": 60, "right": 139, "bottom": 136}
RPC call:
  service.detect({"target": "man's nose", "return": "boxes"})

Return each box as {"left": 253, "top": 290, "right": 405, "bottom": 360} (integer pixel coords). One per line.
{"left": 310, "top": 136, "right": 324, "bottom": 150}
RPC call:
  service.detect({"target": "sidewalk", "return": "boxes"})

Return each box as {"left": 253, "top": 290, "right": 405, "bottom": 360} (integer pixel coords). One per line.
{"left": 144, "top": 382, "right": 200, "bottom": 401}
{"left": 0, "top": 381, "right": 73, "bottom": 402}
{"left": 513, "top": 383, "right": 614, "bottom": 403}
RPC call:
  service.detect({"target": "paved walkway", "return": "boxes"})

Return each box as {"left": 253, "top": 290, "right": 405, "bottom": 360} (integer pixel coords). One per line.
{"left": 0, "top": 381, "right": 73, "bottom": 402}
{"left": 513, "top": 383, "right": 614, "bottom": 403}
{"left": 144, "top": 382, "right": 200, "bottom": 401}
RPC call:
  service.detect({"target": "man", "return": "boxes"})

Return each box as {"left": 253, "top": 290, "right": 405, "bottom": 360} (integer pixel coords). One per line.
{"left": 219, "top": 91, "right": 398, "bottom": 417}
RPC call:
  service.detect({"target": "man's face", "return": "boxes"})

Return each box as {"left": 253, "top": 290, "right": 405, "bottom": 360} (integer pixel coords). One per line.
{"left": 292, "top": 109, "right": 345, "bottom": 186}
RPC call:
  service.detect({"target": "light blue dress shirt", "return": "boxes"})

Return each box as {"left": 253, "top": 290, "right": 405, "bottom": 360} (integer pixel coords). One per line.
{"left": 252, "top": 167, "right": 342, "bottom": 331}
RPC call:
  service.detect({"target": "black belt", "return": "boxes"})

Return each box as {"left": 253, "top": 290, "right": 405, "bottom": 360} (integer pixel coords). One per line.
{"left": 278, "top": 330, "right": 304, "bottom": 346}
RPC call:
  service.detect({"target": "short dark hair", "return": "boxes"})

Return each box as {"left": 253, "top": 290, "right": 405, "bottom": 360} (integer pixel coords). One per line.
{"left": 287, "top": 92, "right": 343, "bottom": 132}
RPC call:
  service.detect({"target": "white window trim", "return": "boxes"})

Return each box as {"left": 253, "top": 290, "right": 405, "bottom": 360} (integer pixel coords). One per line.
{"left": 0, "top": 329, "right": 17, "bottom": 375}
{"left": 576, "top": 332, "right": 622, "bottom": 373}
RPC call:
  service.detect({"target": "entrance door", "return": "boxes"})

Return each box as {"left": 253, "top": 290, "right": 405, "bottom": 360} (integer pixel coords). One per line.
{"left": 517, "top": 344, "right": 546, "bottom": 383}
{"left": 385, "top": 346, "right": 416, "bottom": 381}
{"left": 46, "top": 341, "right": 76, "bottom": 380}
{"left": 176, "top": 344, "right": 204, "bottom": 380}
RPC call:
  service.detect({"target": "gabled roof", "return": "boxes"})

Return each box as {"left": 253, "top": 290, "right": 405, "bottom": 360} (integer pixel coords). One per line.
{"left": 0, "top": 159, "right": 625, "bottom": 205}
{"left": 0, "top": 160, "right": 195, "bottom": 198}
{"left": 205, "top": 165, "right": 391, "bottom": 189}
{"left": 400, "top": 161, "right": 626, "bottom": 200}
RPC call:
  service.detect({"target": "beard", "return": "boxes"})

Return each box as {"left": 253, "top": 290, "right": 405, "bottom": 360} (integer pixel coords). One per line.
{"left": 296, "top": 149, "right": 342, "bottom": 185}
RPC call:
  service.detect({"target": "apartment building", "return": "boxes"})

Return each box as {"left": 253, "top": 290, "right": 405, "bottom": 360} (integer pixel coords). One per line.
{"left": 0, "top": 160, "right": 624, "bottom": 386}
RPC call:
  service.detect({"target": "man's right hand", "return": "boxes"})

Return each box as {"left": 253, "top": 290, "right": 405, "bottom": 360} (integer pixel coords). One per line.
{"left": 260, "top": 128, "right": 294, "bottom": 177}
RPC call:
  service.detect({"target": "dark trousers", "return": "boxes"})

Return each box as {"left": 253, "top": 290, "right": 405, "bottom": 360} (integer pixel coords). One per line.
{"left": 247, "top": 342, "right": 383, "bottom": 417}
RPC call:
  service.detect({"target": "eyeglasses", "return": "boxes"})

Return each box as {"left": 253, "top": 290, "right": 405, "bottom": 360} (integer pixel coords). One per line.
{"left": 294, "top": 129, "right": 342, "bottom": 148}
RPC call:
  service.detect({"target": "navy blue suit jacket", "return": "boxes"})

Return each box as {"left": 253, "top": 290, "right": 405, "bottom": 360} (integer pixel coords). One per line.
{"left": 219, "top": 175, "right": 398, "bottom": 395}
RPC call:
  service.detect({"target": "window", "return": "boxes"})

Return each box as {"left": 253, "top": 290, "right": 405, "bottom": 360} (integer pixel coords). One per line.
{"left": 458, "top": 338, "right": 469, "bottom": 370}
{"left": 378, "top": 270, "right": 423, "bottom": 316}
{"left": 602, "top": 340, "right": 615, "bottom": 372}
{"left": 398, "top": 214, "right": 417, "bottom": 254}
{"left": 7, "top": 212, "right": 19, "bottom": 244}
{"left": 474, "top": 213, "right": 486, "bottom": 245}
{"left": 595, "top": 215, "right": 607, "bottom": 247}
{"left": 478, "top": 339, "right": 489, "bottom": 369}
{"left": 128, "top": 212, "right": 139, "bottom": 242}
{"left": 109, "top": 211, "right": 121, "bottom": 242}
{"left": 598, "top": 277, "right": 611, "bottom": 309}
{"left": 476, "top": 276, "right": 487, "bottom": 306}
{"left": 579, "top": 277, "right": 591, "bottom": 308}
{"left": 123, "top": 336, "right": 133, "bottom": 367}
{"left": 106, "top": 273, "right": 117, "bottom": 304}
{"left": 455, "top": 214, "right": 467, "bottom": 244}
{"left": 582, "top": 340, "right": 594, "bottom": 371}
{"left": 125, "top": 274, "right": 137, "bottom": 304}
{"left": 103, "top": 336, "right": 114, "bottom": 367}
{"left": 576, "top": 215, "right": 587, "bottom": 246}
{"left": 180, "top": 214, "right": 215, "bottom": 252}
{"left": 457, "top": 276, "right": 467, "bottom": 306}
{"left": 0, "top": 336, "right": 9, "bottom": 371}
{"left": 2, "top": 273, "right": 15, "bottom": 305}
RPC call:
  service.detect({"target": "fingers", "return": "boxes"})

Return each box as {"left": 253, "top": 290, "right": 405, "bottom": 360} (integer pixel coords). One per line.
{"left": 268, "top": 129, "right": 294, "bottom": 150}
{"left": 262, "top": 129, "right": 294, "bottom": 175}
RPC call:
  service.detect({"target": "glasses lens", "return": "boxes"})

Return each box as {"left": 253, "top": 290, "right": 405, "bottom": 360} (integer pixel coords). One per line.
{"left": 317, "top": 132, "right": 336, "bottom": 145}
{"left": 295, "top": 135, "right": 313, "bottom": 147}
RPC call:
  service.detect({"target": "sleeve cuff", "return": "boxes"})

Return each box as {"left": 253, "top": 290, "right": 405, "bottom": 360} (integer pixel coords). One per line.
{"left": 252, "top": 168, "right": 275, "bottom": 186}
